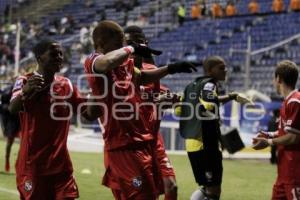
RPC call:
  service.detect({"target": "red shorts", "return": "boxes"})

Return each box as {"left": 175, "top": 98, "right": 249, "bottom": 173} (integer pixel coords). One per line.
{"left": 17, "top": 172, "right": 79, "bottom": 200}
{"left": 272, "top": 182, "right": 300, "bottom": 200}
{"left": 102, "top": 142, "right": 159, "bottom": 200}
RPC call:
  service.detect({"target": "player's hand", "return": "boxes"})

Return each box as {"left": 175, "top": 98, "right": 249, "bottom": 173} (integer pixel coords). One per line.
{"left": 162, "top": 176, "right": 177, "bottom": 198}
{"left": 235, "top": 93, "right": 254, "bottom": 105}
{"left": 252, "top": 137, "right": 269, "bottom": 150}
{"left": 22, "top": 75, "right": 45, "bottom": 99}
{"left": 256, "top": 130, "right": 272, "bottom": 138}
{"left": 85, "top": 94, "right": 103, "bottom": 121}
{"left": 167, "top": 61, "right": 198, "bottom": 74}
{"left": 228, "top": 92, "right": 238, "bottom": 100}
{"left": 130, "top": 42, "right": 162, "bottom": 57}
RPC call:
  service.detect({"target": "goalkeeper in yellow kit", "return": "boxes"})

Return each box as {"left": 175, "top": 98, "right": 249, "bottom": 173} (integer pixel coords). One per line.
{"left": 176, "top": 56, "right": 248, "bottom": 200}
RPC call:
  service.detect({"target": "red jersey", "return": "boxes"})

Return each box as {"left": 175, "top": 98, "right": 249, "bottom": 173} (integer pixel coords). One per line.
{"left": 140, "top": 63, "right": 175, "bottom": 178}
{"left": 277, "top": 90, "right": 300, "bottom": 184}
{"left": 140, "top": 63, "right": 169, "bottom": 97}
{"left": 140, "top": 63, "right": 170, "bottom": 133}
{"left": 84, "top": 53, "right": 155, "bottom": 150}
{"left": 12, "top": 72, "right": 84, "bottom": 176}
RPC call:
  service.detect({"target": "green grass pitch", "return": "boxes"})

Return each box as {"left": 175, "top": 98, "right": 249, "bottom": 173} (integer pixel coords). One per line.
{"left": 0, "top": 139, "right": 276, "bottom": 200}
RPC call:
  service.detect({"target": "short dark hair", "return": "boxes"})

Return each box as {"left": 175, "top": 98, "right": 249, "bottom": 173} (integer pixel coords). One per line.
{"left": 203, "top": 56, "right": 225, "bottom": 72}
{"left": 92, "top": 20, "right": 123, "bottom": 49}
{"left": 124, "top": 25, "right": 146, "bottom": 43}
{"left": 32, "top": 39, "right": 57, "bottom": 59}
{"left": 124, "top": 25, "right": 143, "bottom": 34}
{"left": 275, "top": 60, "right": 299, "bottom": 88}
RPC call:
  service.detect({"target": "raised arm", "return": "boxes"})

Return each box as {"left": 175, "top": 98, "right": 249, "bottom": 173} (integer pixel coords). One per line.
{"left": 140, "top": 61, "right": 197, "bottom": 85}
{"left": 93, "top": 47, "right": 132, "bottom": 73}
{"left": 9, "top": 75, "right": 44, "bottom": 115}
{"left": 218, "top": 92, "right": 238, "bottom": 104}
{"left": 93, "top": 43, "right": 164, "bottom": 74}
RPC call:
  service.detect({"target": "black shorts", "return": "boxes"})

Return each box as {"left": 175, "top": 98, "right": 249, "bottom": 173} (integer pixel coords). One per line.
{"left": 2, "top": 115, "right": 19, "bottom": 138}
{"left": 187, "top": 150, "right": 223, "bottom": 187}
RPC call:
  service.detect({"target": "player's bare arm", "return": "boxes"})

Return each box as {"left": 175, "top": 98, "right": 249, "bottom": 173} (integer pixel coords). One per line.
{"left": 9, "top": 75, "right": 44, "bottom": 115}
{"left": 219, "top": 92, "right": 253, "bottom": 104}
{"left": 93, "top": 47, "right": 132, "bottom": 73}
{"left": 93, "top": 43, "right": 164, "bottom": 74}
{"left": 218, "top": 92, "right": 238, "bottom": 104}
{"left": 258, "top": 130, "right": 279, "bottom": 138}
{"left": 272, "top": 132, "right": 300, "bottom": 145}
{"left": 154, "top": 92, "right": 180, "bottom": 104}
{"left": 139, "top": 66, "right": 169, "bottom": 85}
{"left": 253, "top": 132, "right": 300, "bottom": 150}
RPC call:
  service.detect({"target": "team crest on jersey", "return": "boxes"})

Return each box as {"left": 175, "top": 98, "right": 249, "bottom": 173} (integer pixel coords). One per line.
{"left": 24, "top": 180, "right": 33, "bottom": 192}
{"left": 203, "top": 83, "right": 215, "bottom": 91}
{"left": 13, "top": 79, "right": 24, "bottom": 90}
{"left": 287, "top": 120, "right": 292, "bottom": 126}
{"left": 205, "top": 172, "right": 213, "bottom": 181}
{"left": 132, "top": 176, "right": 142, "bottom": 188}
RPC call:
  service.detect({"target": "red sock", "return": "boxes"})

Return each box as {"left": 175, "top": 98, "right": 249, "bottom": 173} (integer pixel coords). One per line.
{"left": 5, "top": 160, "right": 10, "bottom": 172}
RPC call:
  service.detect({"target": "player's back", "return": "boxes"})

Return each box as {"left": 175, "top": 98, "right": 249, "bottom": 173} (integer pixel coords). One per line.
{"left": 279, "top": 90, "right": 300, "bottom": 141}
{"left": 277, "top": 90, "right": 300, "bottom": 184}
{"left": 84, "top": 53, "right": 156, "bottom": 150}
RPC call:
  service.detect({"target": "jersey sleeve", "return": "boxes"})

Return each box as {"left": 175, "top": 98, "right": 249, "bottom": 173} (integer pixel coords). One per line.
{"left": 10, "top": 76, "right": 27, "bottom": 101}
{"left": 284, "top": 100, "right": 300, "bottom": 134}
{"left": 84, "top": 54, "right": 103, "bottom": 74}
{"left": 159, "top": 84, "right": 170, "bottom": 94}
{"left": 199, "top": 82, "right": 218, "bottom": 111}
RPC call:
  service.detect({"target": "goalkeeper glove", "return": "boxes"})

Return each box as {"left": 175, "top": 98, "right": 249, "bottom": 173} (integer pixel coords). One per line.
{"left": 167, "top": 61, "right": 197, "bottom": 74}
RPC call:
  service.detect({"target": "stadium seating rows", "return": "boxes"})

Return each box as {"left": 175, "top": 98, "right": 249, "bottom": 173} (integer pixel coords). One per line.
{"left": 2, "top": 0, "right": 300, "bottom": 97}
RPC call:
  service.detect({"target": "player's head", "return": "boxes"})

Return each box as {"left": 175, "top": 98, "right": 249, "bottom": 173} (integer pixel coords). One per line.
{"left": 92, "top": 20, "right": 124, "bottom": 53}
{"left": 124, "top": 25, "right": 147, "bottom": 45}
{"left": 274, "top": 60, "right": 299, "bottom": 93}
{"left": 203, "top": 56, "right": 227, "bottom": 81}
{"left": 33, "top": 39, "right": 63, "bottom": 73}
{"left": 124, "top": 25, "right": 160, "bottom": 66}
{"left": 124, "top": 25, "right": 148, "bottom": 68}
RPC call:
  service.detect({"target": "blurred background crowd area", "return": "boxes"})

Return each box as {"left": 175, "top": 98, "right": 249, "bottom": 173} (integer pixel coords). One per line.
{"left": 0, "top": 0, "right": 300, "bottom": 99}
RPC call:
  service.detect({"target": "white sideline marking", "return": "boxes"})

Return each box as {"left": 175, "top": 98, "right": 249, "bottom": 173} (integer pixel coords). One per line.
{"left": 0, "top": 186, "right": 19, "bottom": 195}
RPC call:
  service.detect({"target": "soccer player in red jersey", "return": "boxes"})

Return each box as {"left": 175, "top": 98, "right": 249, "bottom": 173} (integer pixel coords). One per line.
{"left": 124, "top": 25, "right": 178, "bottom": 200}
{"left": 84, "top": 20, "right": 196, "bottom": 199}
{"left": 253, "top": 60, "right": 300, "bottom": 200}
{"left": 9, "top": 39, "right": 95, "bottom": 200}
